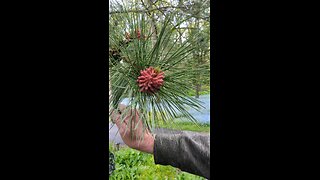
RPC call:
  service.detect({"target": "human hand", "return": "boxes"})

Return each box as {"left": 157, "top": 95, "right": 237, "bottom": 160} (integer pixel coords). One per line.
{"left": 111, "top": 104, "right": 154, "bottom": 154}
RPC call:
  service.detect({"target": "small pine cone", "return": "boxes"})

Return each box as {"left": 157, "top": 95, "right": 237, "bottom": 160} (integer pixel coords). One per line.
{"left": 136, "top": 29, "right": 141, "bottom": 39}
{"left": 137, "top": 67, "right": 165, "bottom": 93}
{"left": 125, "top": 32, "right": 130, "bottom": 40}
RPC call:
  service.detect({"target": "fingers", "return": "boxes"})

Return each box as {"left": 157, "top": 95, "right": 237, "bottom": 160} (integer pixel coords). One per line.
{"left": 112, "top": 112, "right": 127, "bottom": 130}
{"left": 133, "top": 110, "right": 143, "bottom": 129}
{"left": 118, "top": 104, "right": 126, "bottom": 112}
{"left": 110, "top": 104, "right": 126, "bottom": 120}
{"left": 111, "top": 104, "right": 130, "bottom": 129}
{"left": 110, "top": 104, "right": 145, "bottom": 136}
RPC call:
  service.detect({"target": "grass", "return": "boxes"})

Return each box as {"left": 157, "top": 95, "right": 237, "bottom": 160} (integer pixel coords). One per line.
{"left": 109, "top": 116, "right": 210, "bottom": 132}
{"left": 109, "top": 143, "right": 206, "bottom": 180}
{"left": 109, "top": 114, "right": 211, "bottom": 133}
{"left": 158, "top": 120, "right": 210, "bottom": 133}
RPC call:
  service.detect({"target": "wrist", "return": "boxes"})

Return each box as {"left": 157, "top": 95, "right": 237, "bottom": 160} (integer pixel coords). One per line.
{"left": 138, "top": 134, "right": 155, "bottom": 154}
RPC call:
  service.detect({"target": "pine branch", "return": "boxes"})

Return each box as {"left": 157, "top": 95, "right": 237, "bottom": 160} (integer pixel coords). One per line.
{"left": 110, "top": 5, "right": 210, "bottom": 21}
{"left": 109, "top": 6, "right": 209, "bottom": 138}
{"left": 109, "top": 6, "right": 185, "bottom": 14}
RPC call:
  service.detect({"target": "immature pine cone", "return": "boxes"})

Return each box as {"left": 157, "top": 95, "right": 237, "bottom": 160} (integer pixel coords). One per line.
{"left": 136, "top": 29, "right": 141, "bottom": 39}
{"left": 125, "top": 32, "right": 130, "bottom": 40}
{"left": 137, "top": 67, "right": 164, "bottom": 93}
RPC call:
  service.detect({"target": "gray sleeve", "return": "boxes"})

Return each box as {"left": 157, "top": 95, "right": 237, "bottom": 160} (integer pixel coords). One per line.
{"left": 153, "top": 130, "right": 210, "bottom": 179}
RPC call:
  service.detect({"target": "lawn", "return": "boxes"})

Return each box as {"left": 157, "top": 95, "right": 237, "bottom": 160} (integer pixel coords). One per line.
{"left": 157, "top": 120, "right": 210, "bottom": 133}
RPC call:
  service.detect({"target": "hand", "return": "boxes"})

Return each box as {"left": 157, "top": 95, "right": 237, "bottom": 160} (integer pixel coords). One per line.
{"left": 111, "top": 104, "right": 154, "bottom": 154}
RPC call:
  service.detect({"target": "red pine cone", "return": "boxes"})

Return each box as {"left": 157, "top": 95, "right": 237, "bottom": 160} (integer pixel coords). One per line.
{"left": 136, "top": 29, "right": 141, "bottom": 39}
{"left": 137, "top": 67, "right": 164, "bottom": 93}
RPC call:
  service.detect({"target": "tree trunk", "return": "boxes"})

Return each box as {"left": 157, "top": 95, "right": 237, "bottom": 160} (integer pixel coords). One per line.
{"left": 109, "top": 72, "right": 111, "bottom": 97}
{"left": 195, "top": 82, "right": 201, "bottom": 98}
{"left": 194, "top": 18, "right": 201, "bottom": 98}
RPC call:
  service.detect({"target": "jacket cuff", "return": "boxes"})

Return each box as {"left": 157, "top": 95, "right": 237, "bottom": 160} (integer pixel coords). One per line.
{"left": 153, "top": 133, "right": 182, "bottom": 167}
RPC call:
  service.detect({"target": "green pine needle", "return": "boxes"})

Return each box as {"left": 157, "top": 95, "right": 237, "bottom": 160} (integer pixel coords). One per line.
{"left": 109, "top": 2, "right": 208, "bottom": 140}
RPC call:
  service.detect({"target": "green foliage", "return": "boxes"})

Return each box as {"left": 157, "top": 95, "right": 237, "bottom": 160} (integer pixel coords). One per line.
{"left": 109, "top": 144, "right": 206, "bottom": 180}
{"left": 109, "top": 4, "right": 208, "bottom": 137}
{"left": 187, "top": 85, "right": 210, "bottom": 96}
{"left": 109, "top": 1, "right": 210, "bottom": 179}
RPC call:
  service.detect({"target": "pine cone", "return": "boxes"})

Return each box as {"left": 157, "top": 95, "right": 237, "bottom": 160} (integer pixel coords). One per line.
{"left": 136, "top": 29, "right": 141, "bottom": 39}
{"left": 125, "top": 32, "right": 130, "bottom": 40}
{"left": 137, "top": 67, "right": 164, "bottom": 93}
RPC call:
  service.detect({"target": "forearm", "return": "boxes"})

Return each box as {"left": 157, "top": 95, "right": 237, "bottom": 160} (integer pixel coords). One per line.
{"left": 153, "top": 131, "right": 210, "bottom": 179}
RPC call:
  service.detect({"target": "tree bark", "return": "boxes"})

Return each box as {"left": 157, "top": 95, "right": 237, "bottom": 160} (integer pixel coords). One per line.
{"left": 195, "top": 83, "right": 201, "bottom": 98}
